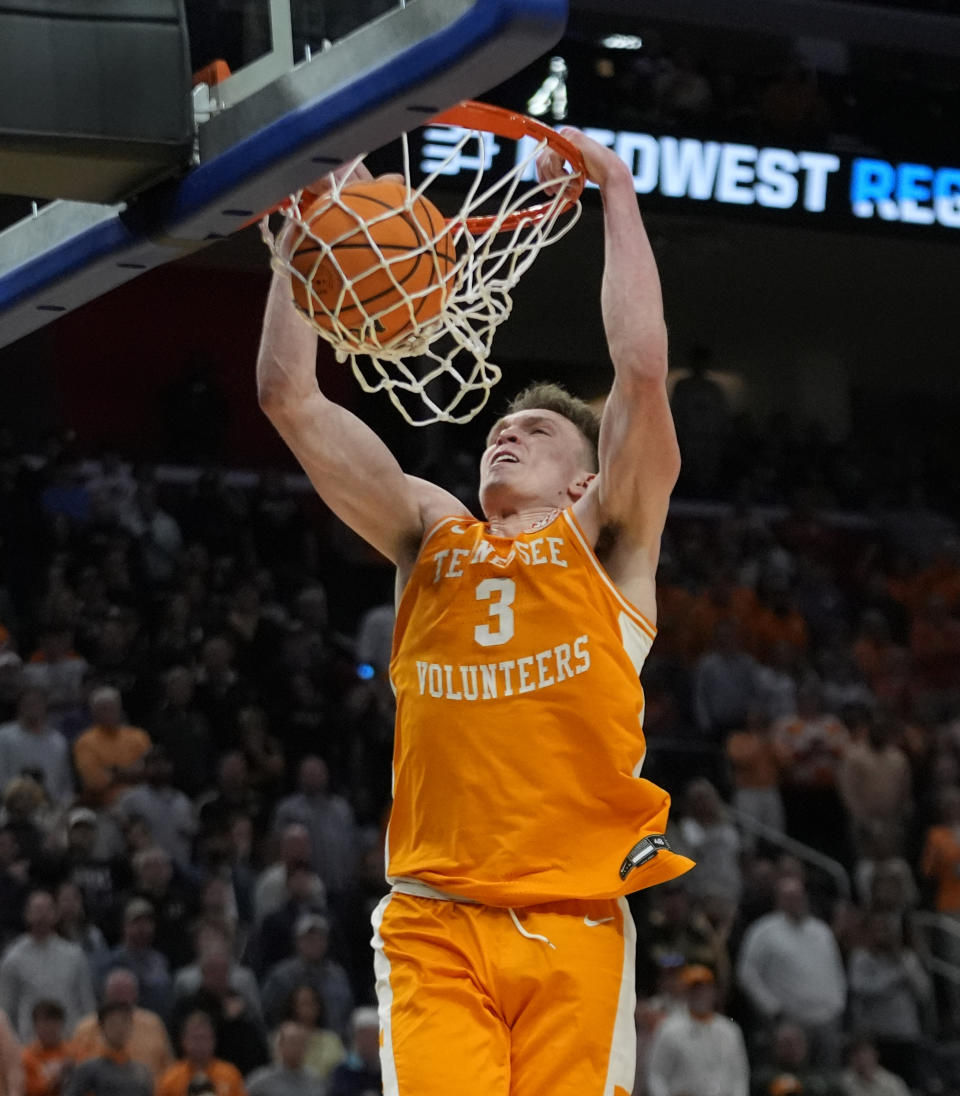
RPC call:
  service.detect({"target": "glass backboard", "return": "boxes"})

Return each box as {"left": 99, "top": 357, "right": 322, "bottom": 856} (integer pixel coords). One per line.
{"left": 0, "top": 0, "right": 567, "bottom": 349}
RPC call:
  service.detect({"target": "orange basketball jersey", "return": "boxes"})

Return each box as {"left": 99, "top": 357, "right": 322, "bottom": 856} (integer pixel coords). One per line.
{"left": 387, "top": 508, "right": 693, "bottom": 906}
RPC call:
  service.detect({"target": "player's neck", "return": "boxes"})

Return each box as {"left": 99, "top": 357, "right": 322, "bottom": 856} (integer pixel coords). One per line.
{"left": 485, "top": 505, "right": 561, "bottom": 538}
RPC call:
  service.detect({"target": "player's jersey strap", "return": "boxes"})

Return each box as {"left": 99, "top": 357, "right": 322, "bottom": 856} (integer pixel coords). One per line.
{"left": 388, "top": 509, "right": 694, "bottom": 905}
{"left": 562, "top": 507, "right": 656, "bottom": 673}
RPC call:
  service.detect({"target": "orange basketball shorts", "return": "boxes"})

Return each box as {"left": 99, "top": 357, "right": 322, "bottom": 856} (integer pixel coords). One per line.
{"left": 371, "top": 890, "right": 637, "bottom": 1096}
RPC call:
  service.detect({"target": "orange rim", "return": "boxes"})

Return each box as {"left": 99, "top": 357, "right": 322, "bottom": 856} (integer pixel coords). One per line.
{"left": 428, "top": 100, "right": 586, "bottom": 235}
{"left": 253, "top": 102, "right": 584, "bottom": 235}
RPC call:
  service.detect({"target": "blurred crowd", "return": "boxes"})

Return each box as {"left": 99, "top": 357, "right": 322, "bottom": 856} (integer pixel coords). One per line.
{"left": 556, "top": 21, "right": 958, "bottom": 163}
{"left": 0, "top": 430, "right": 394, "bottom": 1096}
{"left": 0, "top": 392, "right": 958, "bottom": 1094}
{"left": 183, "top": 0, "right": 960, "bottom": 165}
{"left": 631, "top": 372, "right": 960, "bottom": 1094}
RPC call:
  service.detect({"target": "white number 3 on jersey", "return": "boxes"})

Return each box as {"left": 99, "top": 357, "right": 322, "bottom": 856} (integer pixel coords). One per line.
{"left": 474, "top": 578, "right": 516, "bottom": 647}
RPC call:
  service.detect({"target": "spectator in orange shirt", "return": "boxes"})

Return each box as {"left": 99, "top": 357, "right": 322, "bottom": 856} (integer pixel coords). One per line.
{"left": 156, "top": 1010, "right": 245, "bottom": 1096}
{"left": 920, "top": 787, "right": 960, "bottom": 916}
{"left": 920, "top": 786, "right": 960, "bottom": 1027}
{"left": 774, "top": 682, "right": 849, "bottom": 787}
{"left": 71, "top": 689, "right": 150, "bottom": 808}
{"left": 0, "top": 1008, "right": 22, "bottom": 1096}
{"left": 62, "top": 1001, "right": 151, "bottom": 1096}
{"left": 23, "top": 1000, "right": 69, "bottom": 1096}
{"left": 70, "top": 969, "right": 172, "bottom": 1082}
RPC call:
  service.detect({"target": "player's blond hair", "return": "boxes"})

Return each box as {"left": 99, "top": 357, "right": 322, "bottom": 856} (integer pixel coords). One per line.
{"left": 505, "top": 382, "right": 600, "bottom": 471}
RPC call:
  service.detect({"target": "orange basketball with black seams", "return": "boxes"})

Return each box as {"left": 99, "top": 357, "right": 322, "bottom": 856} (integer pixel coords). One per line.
{"left": 290, "top": 180, "right": 456, "bottom": 346}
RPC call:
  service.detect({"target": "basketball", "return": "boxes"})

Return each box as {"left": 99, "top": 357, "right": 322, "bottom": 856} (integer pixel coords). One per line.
{"left": 289, "top": 180, "right": 455, "bottom": 346}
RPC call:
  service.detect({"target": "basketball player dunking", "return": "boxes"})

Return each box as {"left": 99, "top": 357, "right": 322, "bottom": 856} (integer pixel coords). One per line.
{"left": 257, "top": 128, "right": 694, "bottom": 1096}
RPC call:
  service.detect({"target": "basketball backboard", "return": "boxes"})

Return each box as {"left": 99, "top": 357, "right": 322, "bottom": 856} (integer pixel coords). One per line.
{"left": 0, "top": 0, "right": 567, "bottom": 349}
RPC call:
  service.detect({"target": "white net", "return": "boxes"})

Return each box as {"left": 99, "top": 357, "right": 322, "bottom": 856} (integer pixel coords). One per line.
{"left": 261, "top": 112, "right": 583, "bottom": 425}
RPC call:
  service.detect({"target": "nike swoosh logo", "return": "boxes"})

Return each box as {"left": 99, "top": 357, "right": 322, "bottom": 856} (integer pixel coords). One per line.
{"left": 584, "top": 916, "right": 614, "bottom": 927}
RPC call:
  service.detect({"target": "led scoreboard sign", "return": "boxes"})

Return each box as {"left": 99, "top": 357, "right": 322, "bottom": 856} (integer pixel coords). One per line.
{"left": 415, "top": 122, "right": 960, "bottom": 233}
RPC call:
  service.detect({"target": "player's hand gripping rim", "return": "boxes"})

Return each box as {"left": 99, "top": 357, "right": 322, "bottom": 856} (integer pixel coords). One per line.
{"left": 536, "top": 126, "right": 629, "bottom": 194}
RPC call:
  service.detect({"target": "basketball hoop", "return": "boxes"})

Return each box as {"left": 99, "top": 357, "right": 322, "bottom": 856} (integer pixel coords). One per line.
{"left": 261, "top": 100, "right": 586, "bottom": 426}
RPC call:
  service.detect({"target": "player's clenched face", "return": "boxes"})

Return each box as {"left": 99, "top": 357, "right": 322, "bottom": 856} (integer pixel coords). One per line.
{"left": 479, "top": 409, "right": 594, "bottom": 516}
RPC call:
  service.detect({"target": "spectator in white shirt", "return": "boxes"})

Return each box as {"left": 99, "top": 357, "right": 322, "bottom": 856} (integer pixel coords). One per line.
{"left": 84, "top": 453, "right": 138, "bottom": 526}
{"left": 246, "top": 1021, "right": 325, "bottom": 1096}
{"left": 693, "top": 621, "right": 758, "bottom": 739}
{"left": 0, "top": 688, "right": 73, "bottom": 803}
{"left": 646, "top": 965, "right": 748, "bottom": 1096}
{"left": 0, "top": 889, "right": 95, "bottom": 1040}
{"left": 21, "top": 630, "right": 88, "bottom": 732}
{"left": 115, "top": 746, "right": 195, "bottom": 867}
{"left": 676, "top": 780, "right": 742, "bottom": 922}
{"left": 272, "top": 757, "right": 359, "bottom": 901}
{"left": 254, "top": 824, "right": 326, "bottom": 926}
{"left": 737, "top": 876, "right": 846, "bottom": 1067}
{"left": 848, "top": 912, "right": 931, "bottom": 1090}
{"left": 753, "top": 640, "right": 799, "bottom": 720}
{"left": 120, "top": 482, "right": 183, "bottom": 586}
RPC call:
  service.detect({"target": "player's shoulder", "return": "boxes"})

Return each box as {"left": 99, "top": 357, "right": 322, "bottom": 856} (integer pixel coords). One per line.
{"left": 395, "top": 475, "right": 475, "bottom": 572}
{"left": 406, "top": 475, "right": 472, "bottom": 541}
{"left": 406, "top": 475, "right": 471, "bottom": 517}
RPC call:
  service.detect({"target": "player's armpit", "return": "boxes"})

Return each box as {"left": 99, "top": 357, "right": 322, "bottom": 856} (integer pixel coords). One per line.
{"left": 570, "top": 486, "right": 660, "bottom": 622}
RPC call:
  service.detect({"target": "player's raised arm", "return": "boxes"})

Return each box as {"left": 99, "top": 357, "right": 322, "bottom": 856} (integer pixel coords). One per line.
{"left": 256, "top": 170, "right": 468, "bottom": 567}
{"left": 547, "top": 131, "right": 680, "bottom": 587}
